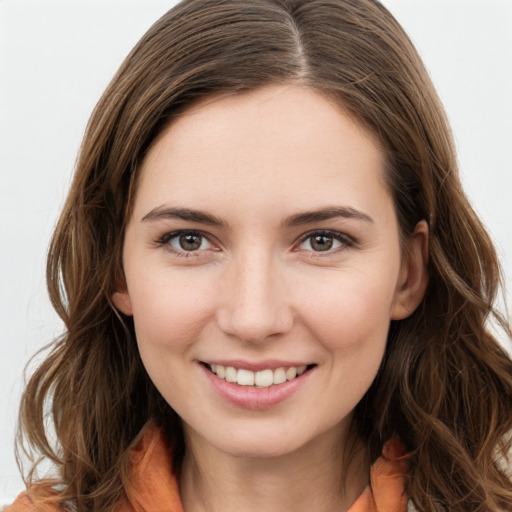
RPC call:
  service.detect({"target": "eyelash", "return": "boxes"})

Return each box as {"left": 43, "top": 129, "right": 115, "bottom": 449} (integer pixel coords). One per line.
{"left": 296, "top": 230, "right": 355, "bottom": 255}
{"left": 154, "top": 229, "right": 355, "bottom": 257}
{"left": 155, "top": 230, "right": 216, "bottom": 258}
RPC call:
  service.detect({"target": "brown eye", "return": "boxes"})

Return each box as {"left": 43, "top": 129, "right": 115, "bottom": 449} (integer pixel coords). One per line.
{"left": 179, "top": 233, "right": 203, "bottom": 251}
{"left": 298, "top": 231, "right": 352, "bottom": 253}
{"left": 310, "top": 234, "right": 333, "bottom": 251}
{"left": 162, "top": 231, "right": 213, "bottom": 253}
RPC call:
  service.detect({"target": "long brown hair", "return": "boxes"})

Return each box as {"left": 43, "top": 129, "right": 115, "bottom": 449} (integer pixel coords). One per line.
{"left": 17, "top": 1, "right": 512, "bottom": 510}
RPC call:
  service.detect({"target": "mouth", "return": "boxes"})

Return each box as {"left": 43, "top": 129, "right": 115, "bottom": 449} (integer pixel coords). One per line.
{"left": 202, "top": 362, "right": 316, "bottom": 389}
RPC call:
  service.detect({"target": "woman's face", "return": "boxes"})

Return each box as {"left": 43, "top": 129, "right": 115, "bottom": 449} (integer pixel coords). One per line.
{"left": 114, "top": 85, "right": 427, "bottom": 458}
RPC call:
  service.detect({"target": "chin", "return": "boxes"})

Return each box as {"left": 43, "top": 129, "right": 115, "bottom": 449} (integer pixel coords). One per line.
{"left": 199, "top": 419, "right": 343, "bottom": 461}
{"left": 217, "top": 436, "right": 302, "bottom": 460}
{"left": 185, "top": 421, "right": 308, "bottom": 460}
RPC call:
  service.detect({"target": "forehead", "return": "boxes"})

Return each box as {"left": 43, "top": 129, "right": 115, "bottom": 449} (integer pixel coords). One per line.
{"left": 134, "top": 85, "right": 390, "bottom": 221}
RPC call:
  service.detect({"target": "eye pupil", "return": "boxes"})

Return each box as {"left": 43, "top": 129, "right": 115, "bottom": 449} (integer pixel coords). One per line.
{"left": 179, "top": 234, "right": 202, "bottom": 251}
{"left": 311, "top": 235, "right": 333, "bottom": 251}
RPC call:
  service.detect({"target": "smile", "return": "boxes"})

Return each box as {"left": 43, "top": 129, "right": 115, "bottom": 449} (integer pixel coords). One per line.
{"left": 206, "top": 363, "right": 311, "bottom": 388}
{"left": 201, "top": 361, "right": 316, "bottom": 409}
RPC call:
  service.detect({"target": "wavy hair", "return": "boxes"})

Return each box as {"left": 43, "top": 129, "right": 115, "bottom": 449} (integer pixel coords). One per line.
{"left": 17, "top": 1, "right": 512, "bottom": 510}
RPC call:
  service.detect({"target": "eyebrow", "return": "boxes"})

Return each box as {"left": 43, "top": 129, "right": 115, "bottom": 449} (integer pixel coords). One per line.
{"left": 141, "top": 205, "right": 373, "bottom": 227}
{"left": 282, "top": 206, "right": 374, "bottom": 227}
{"left": 141, "top": 206, "right": 227, "bottom": 226}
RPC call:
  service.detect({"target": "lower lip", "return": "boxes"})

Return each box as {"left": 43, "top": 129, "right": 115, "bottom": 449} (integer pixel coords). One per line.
{"left": 201, "top": 364, "right": 312, "bottom": 410}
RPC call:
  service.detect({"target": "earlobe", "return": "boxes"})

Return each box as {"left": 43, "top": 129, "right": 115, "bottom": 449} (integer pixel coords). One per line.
{"left": 390, "top": 220, "right": 429, "bottom": 320}
{"left": 112, "top": 290, "right": 133, "bottom": 316}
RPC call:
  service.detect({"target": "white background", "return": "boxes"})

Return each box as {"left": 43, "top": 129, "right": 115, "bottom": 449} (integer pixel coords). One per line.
{"left": 1, "top": 0, "right": 511, "bottom": 504}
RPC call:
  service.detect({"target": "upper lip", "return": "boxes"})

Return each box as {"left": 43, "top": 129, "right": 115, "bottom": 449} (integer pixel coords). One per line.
{"left": 201, "top": 359, "right": 314, "bottom": 372}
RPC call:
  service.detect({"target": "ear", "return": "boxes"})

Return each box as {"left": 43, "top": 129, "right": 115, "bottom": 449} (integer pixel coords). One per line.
{"left": 112, "top": 279, "right": 133, "bottom": 316}
{"left": 390, "top": 220, "right": 429, "bottom": 320}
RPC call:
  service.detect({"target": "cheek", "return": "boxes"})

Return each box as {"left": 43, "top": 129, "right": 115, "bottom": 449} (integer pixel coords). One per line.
{"left": 127, "top": 269, "right": 220, "bottom": 411}
{"left": 299, "top": 269, "right": 397, "bottom": 355}
{"left": 126, "top": 267, "right": 217, "bottom": 355}
{"left": 302, "top": 274, "right": 396, "bottom": 412}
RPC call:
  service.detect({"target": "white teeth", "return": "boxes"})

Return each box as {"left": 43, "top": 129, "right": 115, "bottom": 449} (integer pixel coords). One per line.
{"left": 273, "top": 367, "right": 286, "bottom": 385}
{"left": 285, "top": 367, "right": 297, "bottom": 380}
{"left": 255, "top": 369, "right": 273, "bottom": 387}
{"left": 237, "top": 368, "right": 255, "bottom": 386}
{"left": 225, "top": 366, "right": 237, "bottom": 383}
{"left": 209, "top": 364, "right": 310, "bottom": 388}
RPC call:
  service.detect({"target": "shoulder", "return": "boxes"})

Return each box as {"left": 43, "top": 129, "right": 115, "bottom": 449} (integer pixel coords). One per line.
{"left": 2, "top": 422, "right": 176, "bottom": 512}
{"left": 3, "top": 486, "right": 68, "bottom": 512}
{"left": 2, "top": 493, "right": 31, "bottom": 512}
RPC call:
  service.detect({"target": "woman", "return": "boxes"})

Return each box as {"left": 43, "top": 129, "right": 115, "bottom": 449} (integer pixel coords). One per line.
{"left": 7, "top": 0, "right": 512, "bottom": 511}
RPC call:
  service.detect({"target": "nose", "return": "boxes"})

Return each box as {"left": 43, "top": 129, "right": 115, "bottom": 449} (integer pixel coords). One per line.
{"left": 216, "top": 250, "right": 294, "bottom": 344}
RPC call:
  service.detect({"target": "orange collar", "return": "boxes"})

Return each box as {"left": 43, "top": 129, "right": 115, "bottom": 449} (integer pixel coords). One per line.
{"left": 117, "top": 423, "right": 408, "bottom": 512}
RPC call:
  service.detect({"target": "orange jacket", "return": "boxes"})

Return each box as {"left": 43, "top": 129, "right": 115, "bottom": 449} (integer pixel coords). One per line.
{"left": 6, "top": 423, "right": 408, "bottom": 512}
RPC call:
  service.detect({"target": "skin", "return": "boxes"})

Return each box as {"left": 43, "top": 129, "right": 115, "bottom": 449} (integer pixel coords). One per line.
{"left": 114, "top": 85, "right": 428, "bottom": 512}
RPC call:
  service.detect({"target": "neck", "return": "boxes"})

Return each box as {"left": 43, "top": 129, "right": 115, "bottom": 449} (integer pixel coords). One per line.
{"left": 179, "top": 425, "right": 370, "bottom": 512}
